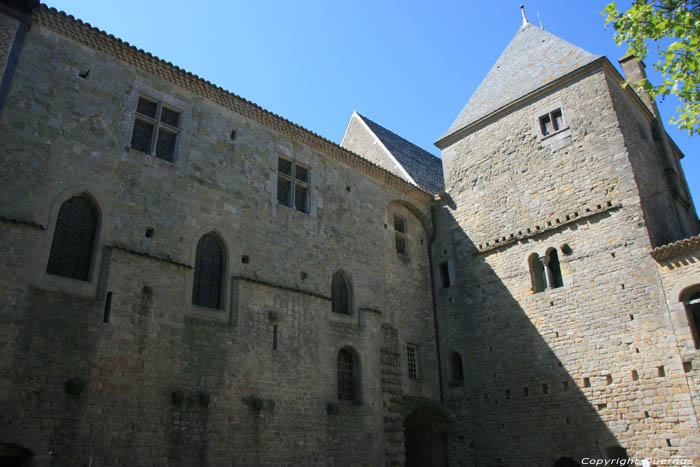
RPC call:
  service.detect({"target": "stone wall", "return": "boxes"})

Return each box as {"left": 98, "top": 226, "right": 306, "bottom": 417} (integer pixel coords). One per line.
{"left": 436, "top": 66, "right": 700, "bottom": 465}
{"left": 654, "top": 246, "right": 700, "bottom": 431}
{"left": 0, "top": 11, "right": 439, "bottom": 466}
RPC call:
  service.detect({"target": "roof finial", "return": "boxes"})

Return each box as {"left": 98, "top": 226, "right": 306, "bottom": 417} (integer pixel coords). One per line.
{"left": 520, "top": 5, "right": 529, "bottom": 26}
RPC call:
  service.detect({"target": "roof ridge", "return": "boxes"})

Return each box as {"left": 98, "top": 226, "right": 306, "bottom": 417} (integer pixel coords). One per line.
{"left": 33, "top": 4, "right": 432, "bottom": 202}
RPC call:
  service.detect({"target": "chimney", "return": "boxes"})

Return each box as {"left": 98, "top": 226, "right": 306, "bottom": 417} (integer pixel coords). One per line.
{"left": 618, "top": 54, "right": 658, "bottom": 118}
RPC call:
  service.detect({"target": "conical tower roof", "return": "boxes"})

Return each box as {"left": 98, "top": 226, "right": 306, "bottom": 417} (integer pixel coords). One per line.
{"left": 441, "top": 23, "right": 601, "bottom": 141}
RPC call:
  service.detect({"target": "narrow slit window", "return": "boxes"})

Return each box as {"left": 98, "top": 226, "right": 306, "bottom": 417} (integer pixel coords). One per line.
{"left": 337, "top": 348, "right": 358, "bottom": 402}
{"left": 331, "top": 271, "right": 350, "bottom": 315}
{"left": 450, "top": 352, "right": 464, "bottom": 383}
{"left": 439, "top": 261, "right": 451, "bottom": 287}
{"left": 545, "top": 248, "right": 563, "bottom": 288}
{"left": 407, "top": 344, "right": 418, "bottom": 380}
{"left": 394, "top": 215, "right": 408, "bottom": 256}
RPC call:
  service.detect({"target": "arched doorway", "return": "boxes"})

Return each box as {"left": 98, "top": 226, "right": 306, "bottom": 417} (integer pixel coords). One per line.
{"left": 404, "top": 407, "right": 447, "bottom": 467}
{"left": 0, "top": 443, "right": 33, "bottom": 467}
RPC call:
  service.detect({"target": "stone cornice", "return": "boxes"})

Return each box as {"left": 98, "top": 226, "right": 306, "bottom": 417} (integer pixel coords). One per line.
{"left": 32, "top": 5, "right": 432, "bottom": 203}
{"left": 107, "top": 244, "right": 192, "bottom": 269}
{"left": 475, "top": 200, "right": 621, "bottom": 255}
{"left": 0, "top": 214, "right": 46, "bottom": 230}
{"left": 651, "top": 234, "right": 700, "bottom": 262}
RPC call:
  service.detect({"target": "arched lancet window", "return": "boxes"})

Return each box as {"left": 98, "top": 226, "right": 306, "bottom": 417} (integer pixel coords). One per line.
{"left": 337, "top": 347, "right": 359, "bottom": 402}
{"left": 545, "top": 248, "right": 563, "bottom": 288}
{"left": 331, "top": 271, "right": 350, "bottom": 315}
{"left": 47, "top": 194, "right": 98, "bottom": 281}
{"left": 528, "top": 253, "right": 546, "bottom": 293}
{"left": 681, "top": 286, "right": 700, "bottom": 348}
{"left": 192, "top": 233, "right": 224, "bottom": 309}
{"left": 450, "top": 352, "right": 464, "bottom": 383}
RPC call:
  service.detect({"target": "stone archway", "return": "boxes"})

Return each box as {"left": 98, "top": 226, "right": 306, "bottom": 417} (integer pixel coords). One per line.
{"left": 404, "top": 407, "right": 447, "bottom": 467}
{"left": 0, "top": 443, "right": 33, "bottom": 467}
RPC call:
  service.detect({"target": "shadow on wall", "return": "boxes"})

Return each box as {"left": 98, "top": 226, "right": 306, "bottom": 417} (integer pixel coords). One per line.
{"left": 433, "top": 205, "right": 631, "bottom": 467}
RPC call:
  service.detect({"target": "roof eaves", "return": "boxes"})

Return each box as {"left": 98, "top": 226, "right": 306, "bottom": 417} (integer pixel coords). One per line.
{"left": 33, "top": 5, "right": 432, "bottom": 203}
{"left": 435, "top": 57, "right": 608, "bottom": 149}
{"left": 651, "top": 234, "right": 700, "bottom": 262}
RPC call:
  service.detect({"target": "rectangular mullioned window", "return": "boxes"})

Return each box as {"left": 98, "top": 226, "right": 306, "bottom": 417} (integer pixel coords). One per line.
{"left": 277, "top": 157, "right": 310, "bottom": 213}
{"left": 130, "top": 96, "right": 181, "bottom": 162}
{"left": 539, "top": 108, "right": 564, "bottom": 136}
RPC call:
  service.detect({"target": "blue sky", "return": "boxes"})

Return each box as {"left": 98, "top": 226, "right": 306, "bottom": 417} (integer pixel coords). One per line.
{"left": 45, "top": 0, "right": 699, "bottom": 206}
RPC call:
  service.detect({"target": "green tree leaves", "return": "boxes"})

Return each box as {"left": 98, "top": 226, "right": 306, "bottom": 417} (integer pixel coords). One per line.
{"left": 605, "top": 1, "right": 700, "bottom": 135}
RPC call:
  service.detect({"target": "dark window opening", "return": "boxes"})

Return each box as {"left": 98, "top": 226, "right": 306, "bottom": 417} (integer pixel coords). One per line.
{"left": 407, "top": 345, "right": 418, "bottom": 379}
{"left": 439, "top": 261, "right": 451, "bottom": 287}
{"left": 47, "top": 194, "right": 98, "bottom": 281}
{"left": 277, "top": 157, "right": 310, "bottom": 213}
{"left": 546, "top": 248, "right": 563, "bottom": 288}
{"left": 130, "top": 96, "right": 181, "bottom": 162}
{"left": 539, "top": 108, "right": 564, "bottom": 136}
{"left": 331, "top": 271, "right": 350, "bottom": 315}
{"left": 683, "top": 289, "right": 700, "bottom": 348}
{"left": 192, "top": 233, "right": 224, "bottom": 309}
{"left": 450, "top": 352, "right": 464, "bottom": 382}
{"left": 394, "top": 215, "right": 408, "bottom": 255}
{"left": 337, "top": 348, "right": 358, "bottom": 402}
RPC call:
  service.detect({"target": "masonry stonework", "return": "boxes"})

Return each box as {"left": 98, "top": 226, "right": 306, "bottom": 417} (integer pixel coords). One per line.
{"left": 0, "top": 3, "right": 699, "bottom": 467}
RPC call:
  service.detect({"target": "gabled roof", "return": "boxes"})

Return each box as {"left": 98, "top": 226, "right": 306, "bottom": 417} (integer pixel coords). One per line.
{"left": 441, "top": 23, "right": 601, "bottom": 141}
{"left": 355, "top": 113, "right": 445, "bottom": 194}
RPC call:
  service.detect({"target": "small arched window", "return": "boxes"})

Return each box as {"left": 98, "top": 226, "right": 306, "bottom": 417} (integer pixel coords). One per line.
{"left": 337, "top": 347, "right": 359, "bottom": 402}
{"left": 192, "top": 233, "right": 224, "bottom": 309}
{"left": 47, "top": 194, "right": 98, "bottom": 281}
{"left": 331, "top": 271, "right": 350, "bottom": 315}
{"left": 450, "top": 352, "right": 464, "bottom": 383}
{"left": 681, "top": 286, "right": 700, "bottom": 348}
{"left": 528, "top": 253, "right": 546, "bottom": 293}
{"left": 545, "top": 248, "right": 563, "bottom": 288}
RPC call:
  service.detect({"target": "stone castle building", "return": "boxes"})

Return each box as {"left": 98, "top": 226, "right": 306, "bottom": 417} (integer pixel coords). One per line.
{"left": 0, "top": 1, "right": 699, "bottom": 466}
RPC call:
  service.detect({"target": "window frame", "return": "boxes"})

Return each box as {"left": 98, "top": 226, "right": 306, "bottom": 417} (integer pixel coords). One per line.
{"left": 331, "top": 270, "right": 352, "bottom": 315}
{"left": 450, "top": 351, "right": 464, "bottom": 384}
{"left": 681, "top": 287, "right": 700, "bottom": 348}
{"left": 337, "top": 347, "right": 362, "bottom": 404}
{"left": 191, "top": 232, "right": 226, "bottom": 310}
{"left": 277, "top": 156, "right": 310, "bottom": 214}
{"left": 406, "top": 344, "right": 419, "bottom": 380}
{"left": 394, "top": 214, "right": 408, "bottom": 256}
{"left": 46, "top": 194, "right": 99, "bottom": 282}
{"left": 130, "top": 95, "right": 181, "bottom": 162}
{"left": 538, "top": 108, "right": 565, "bottom": 137}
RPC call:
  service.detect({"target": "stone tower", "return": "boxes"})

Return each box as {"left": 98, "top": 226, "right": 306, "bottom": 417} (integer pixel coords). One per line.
{"left": 433, "top": 21, "right": 699, "bottom": 465}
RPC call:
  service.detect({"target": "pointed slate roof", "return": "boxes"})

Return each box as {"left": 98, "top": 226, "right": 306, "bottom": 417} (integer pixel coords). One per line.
{"left": 357, "top": 113, "right": 445, "bottom": 194}
{"left": 441, "top": 23, "right": 601, "bottom": 140}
